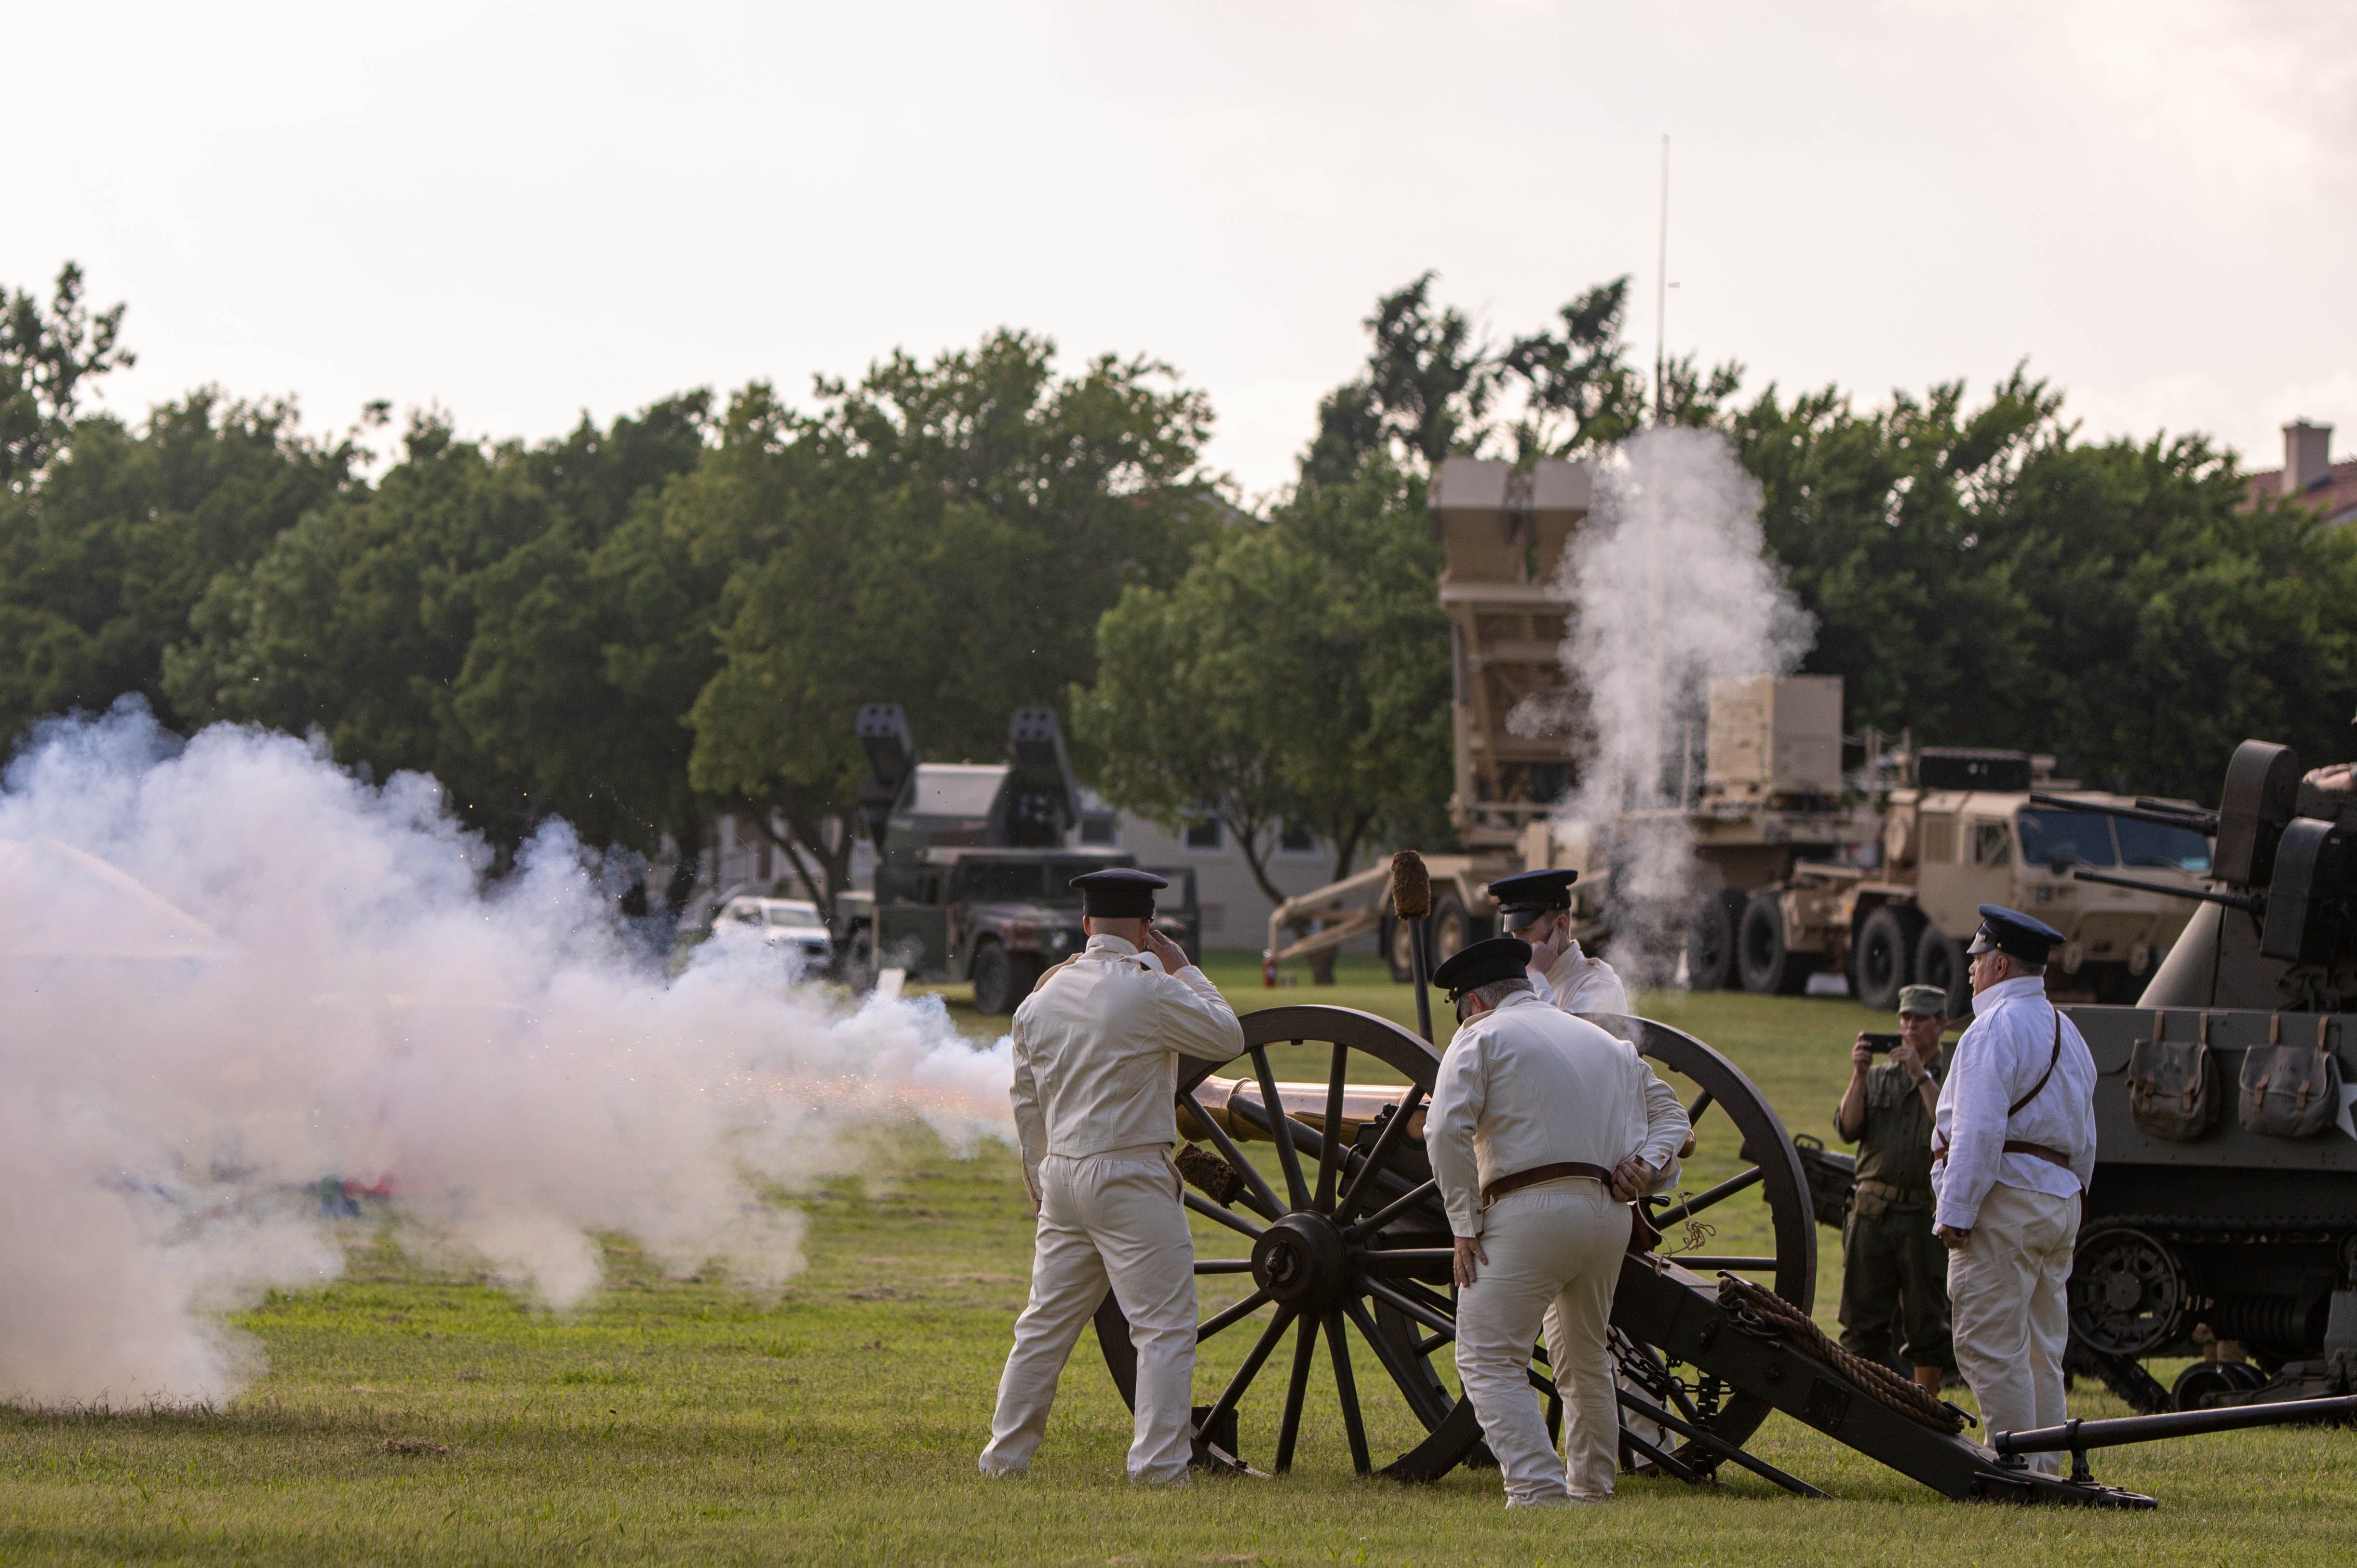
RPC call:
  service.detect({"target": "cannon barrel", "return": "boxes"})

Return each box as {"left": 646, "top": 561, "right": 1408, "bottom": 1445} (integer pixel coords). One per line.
{"left": 1179, "top": 1076, "right": 1424, "bottom": 1144}
{"left": 1993, "top": 1394, "right": 2357, "bottom": 1459}
{"left": 2070, "top": 866, "right": 2265, "bottom": 913}
{"left": 2029, "top": 791, "right": 2220, "bottom": 836}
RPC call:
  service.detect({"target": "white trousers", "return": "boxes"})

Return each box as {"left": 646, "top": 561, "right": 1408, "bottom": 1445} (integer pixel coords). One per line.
{"left": 1453, "top": 1179, "right": 1629, "bottom": 1503}
{"left": 1948, "top": 1181, "right": 2078, "bottom": 1475}
{"left": 980, "top": 1148, "right": 1196, "bottom": 1483}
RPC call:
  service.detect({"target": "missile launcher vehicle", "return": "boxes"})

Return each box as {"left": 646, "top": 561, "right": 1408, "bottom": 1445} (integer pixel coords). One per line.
{"left": 835, "top": 705, "right": 1200, "bottom": 1013}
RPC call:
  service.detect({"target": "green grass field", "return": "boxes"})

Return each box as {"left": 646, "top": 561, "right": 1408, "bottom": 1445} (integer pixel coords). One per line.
{"left": 4, "top": 954, "right": 2353, "bottom": 1565}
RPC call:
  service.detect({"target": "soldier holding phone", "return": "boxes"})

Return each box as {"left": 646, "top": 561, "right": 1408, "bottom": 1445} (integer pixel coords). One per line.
{"left": 1833, "top": 983, "right": 1953, "bottom": 1396}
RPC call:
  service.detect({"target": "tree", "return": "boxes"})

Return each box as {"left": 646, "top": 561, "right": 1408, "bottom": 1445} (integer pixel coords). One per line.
{"left": 1073, "top": 456, "right": 1453, "bottom": 978}
{"left": 684, "top": 331, "right": 1221, "bottom": 905}
{"left": 2, "top": 392, "right": 354, "bottom": 752}
{"left": 163, "top": 398, "right": 712, "bottom": 863}
{"left": 1497, "top": 277, "right": 1650, "bottom": 459}
{"left": 448, "top": 393, "right": 714, "bottom": 869}
{"left": 1732, "top": 370, "right": 2357, "bottom": 799}
{"left": 2, "top": 262, "right": 133, "bottom": 494}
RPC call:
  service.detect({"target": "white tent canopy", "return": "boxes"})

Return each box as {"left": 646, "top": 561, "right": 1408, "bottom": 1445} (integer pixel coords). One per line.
{"left": 0, "top": 836, "right": 232, "bottom": 961}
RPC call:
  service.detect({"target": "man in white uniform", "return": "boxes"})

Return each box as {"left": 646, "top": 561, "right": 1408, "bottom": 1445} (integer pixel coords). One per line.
{"left": 1427, "top": 936, "right": 1689, "bottom": 1506}
{"left": 979, "top": 868, "right": 1245, "bottom": 1484}
{"left": 1488, "top": 870, "right": 1630, "bottom": 1015}
{"left": 1931, "top": 904, "right": 2097, "bottom": 1474}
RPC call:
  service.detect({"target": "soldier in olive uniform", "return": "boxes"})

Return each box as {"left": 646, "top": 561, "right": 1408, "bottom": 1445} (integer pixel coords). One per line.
{"left": 1835, "top": 983, "right": 1954, "bottom": 1396}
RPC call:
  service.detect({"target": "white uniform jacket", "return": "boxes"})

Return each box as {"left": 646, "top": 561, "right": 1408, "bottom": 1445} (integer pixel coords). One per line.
{"left": 1007, "top": 934, "right": 1244, "bottom": 1194}
{"left": 1931, "top": 974, "right": 2098, "bottom": 1231}
{"left": 1428, "top": 990, "right": 1688, "bottom": 1240}
{"left": 1529, "top": 940, "right": 1630, "bottom": 1016}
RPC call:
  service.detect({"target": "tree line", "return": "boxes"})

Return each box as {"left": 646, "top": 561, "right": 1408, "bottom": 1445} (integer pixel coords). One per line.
{"left": 6, "top": 261, "right": 2352, "bottom": 919}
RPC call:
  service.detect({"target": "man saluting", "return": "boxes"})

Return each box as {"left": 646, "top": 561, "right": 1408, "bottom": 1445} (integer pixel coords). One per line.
{"left": 1487, "top": 869, "right": 1629, "bottom": 1015}
{"left": 1427, "top": 936, "right": 1688, "bottom": 1507}
{"left": 979, "top": 868, "right": 1244, "bottom": 1485}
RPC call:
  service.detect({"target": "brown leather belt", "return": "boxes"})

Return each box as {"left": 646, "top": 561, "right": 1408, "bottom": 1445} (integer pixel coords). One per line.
{"left": 2004, "top": 1139, "right": 2074, "bottom": 1170}
{"left": 1856, "top": 1179, "right": 1936, "bottom": 1207}
{"left": 1482, "top": 1161, "right": 1613, "bottom": 1208}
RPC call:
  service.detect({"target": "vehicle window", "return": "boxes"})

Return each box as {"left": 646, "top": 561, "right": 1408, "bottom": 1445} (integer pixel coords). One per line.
{"left": 955, "top": 863, "right": 1045, "bottom": 901}
{"left": 2016, "top": 809, "right": 2115, "bottom": 868}
{"left": 764, "top": 905, "right": 822, "bottom": 929}
{"left": 1970, "top": 819, "right": 2013, "bottom": 868}
{"left": 730, "top": 905, "right": 762, "bottom": 925}
{"left": 2116, "top": 818, "right": 2211, "bottom": 874}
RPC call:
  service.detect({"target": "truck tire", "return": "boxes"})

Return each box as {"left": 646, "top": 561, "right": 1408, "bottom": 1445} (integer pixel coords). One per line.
{"left": 1853, "top": 904, "right": 1923, "bottom": 1013}
{"left": 1381, "top": 913, "right": 1415, "bottom": 983}
{"left": 1737, "top": 890, "right": 1816, "bottom": 995}
{"left": 971, "top": 943, "right": 1042, "bottom": 1016}
{"left": 1913, "top": 925, "right": 1970, "bottom": 1018}
{"left": 1429, "top": 895, "right": 1477, "bottom": 966}
{"left": 1684, "top": 889, "right": 1748, "bottom": 991}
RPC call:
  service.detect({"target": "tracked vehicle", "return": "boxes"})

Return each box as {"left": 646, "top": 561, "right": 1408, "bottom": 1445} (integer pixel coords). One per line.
{"left": 2047, "top": 740, "right": 2357, "bottom": 1412}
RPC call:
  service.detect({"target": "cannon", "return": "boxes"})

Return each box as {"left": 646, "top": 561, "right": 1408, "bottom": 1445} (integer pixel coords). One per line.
{"left": 1089, "top": 997, "right": 2352, "bottom": 1504}
{"left": 2014, "top": 740, "right": 2357, "bottom": 1413}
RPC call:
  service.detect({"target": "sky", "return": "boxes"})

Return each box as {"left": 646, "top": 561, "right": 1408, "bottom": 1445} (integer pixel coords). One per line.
{"left": 8, "top": 0, "right": 2354, "bottom": 500}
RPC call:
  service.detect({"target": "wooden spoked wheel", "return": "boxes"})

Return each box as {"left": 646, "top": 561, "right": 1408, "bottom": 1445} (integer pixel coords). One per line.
{"left": 1091, "top": 1005, "right": 1816, "bottom": 1482}
{"left": 1594, "top": 1012, "right": 1817, "bottom": 1474}
{"left": 1095, "top": 1005, "right": 1470, "bottom": 1478}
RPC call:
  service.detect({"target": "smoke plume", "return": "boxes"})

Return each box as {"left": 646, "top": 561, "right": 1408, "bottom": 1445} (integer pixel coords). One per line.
{"left": 0, "top": 701, "right": 1012, "bottom": 1408}
{"left": 1537, "top": 426, "right": 1814, "bottom": 984}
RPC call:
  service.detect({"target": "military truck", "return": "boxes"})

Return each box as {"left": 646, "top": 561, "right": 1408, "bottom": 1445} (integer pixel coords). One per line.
{"left": 836, "top": 705, "right": 1200, "bottom": 1014}
{"left": 1712, "top": 739, "right": 2212, "bottom": 1010}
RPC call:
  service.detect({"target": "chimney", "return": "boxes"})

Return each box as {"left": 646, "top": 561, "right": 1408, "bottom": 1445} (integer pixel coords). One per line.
{"left": 2283, "top": 420, "right": 2334, "bottom": 496}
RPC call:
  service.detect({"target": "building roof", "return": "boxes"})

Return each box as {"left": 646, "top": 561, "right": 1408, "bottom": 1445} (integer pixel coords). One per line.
{"left": 2243, "top": 457, "right": 2357, "bottom": 525}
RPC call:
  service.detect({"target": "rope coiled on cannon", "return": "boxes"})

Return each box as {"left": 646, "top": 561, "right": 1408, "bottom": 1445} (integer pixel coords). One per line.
{"left": 1716, "top": 1272, "right": 1966, "bottom": 1435}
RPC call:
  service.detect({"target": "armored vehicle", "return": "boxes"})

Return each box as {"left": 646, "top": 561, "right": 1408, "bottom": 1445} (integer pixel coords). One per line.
{"left": 837, "top": 705, "right": 1199, "bottom": 1014}
{"left": 2046, "top": 740, "right": 2357, "bottom": 1411}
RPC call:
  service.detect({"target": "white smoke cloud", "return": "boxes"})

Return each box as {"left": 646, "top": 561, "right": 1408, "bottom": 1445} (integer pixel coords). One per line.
{"left": 1537, "top": 426, "right": 1814, "bottom": 984}
{"left": 0, "top": 700, "right": 1013, "bottom": 1408}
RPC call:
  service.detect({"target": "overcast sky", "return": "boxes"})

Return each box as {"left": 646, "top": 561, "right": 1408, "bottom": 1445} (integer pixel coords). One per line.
{"left": 9, "top": 0, "right": 2352, "bottom": 499}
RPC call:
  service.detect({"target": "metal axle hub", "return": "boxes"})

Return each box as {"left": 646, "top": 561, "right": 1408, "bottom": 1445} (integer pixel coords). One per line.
{"left": 1253, "top": 1212, "right": 1351, "bottom": 1312}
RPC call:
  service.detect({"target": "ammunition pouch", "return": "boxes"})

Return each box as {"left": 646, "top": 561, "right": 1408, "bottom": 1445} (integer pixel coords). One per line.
{"left": 2127, "top": 1010, "right": 2219, "bottom": 1142}
{"left": 1849, "top": 1179, "right": 1933, "bottom": 1222}
{"left": 2239, "top": 1016, "right": 2344, "bottom": 1139}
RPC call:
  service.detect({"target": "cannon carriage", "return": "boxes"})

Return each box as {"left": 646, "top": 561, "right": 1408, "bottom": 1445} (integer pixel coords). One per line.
{"left": 1087, "top": 992, "right": 2356, "bottom": 1503}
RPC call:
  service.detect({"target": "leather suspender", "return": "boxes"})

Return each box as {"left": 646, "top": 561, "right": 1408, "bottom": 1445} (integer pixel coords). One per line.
{"left": 1933, "top": 1006, "right": 2065, "bottom": 1167}
{"left": 2008, "top": 1008, "right": 2064, "bottom": 1117}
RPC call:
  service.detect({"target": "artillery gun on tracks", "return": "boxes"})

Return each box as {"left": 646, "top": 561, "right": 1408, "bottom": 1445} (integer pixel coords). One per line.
{"left": 2041, "top": 741, "right": 2357, "bottom": 1413}
{"left": 1096, "top": 856, "right": 2354, "bottom": 1502}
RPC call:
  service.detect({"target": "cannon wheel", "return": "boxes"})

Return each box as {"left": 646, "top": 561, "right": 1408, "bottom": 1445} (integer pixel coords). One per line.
{"left": 1092, "top": 1005, "right": 1815, "bottom": 1481}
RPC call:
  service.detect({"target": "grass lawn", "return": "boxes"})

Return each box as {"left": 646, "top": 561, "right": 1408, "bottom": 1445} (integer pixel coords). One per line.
{"left": 4, "top": 954, "right": 2353, "bottom": 1565}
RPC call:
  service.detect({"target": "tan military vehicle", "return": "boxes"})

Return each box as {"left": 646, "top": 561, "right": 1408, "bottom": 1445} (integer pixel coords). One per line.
{"left": 1735, "top": 749, "right": 2212, "bottom": 1010}
{"left": 1262, "top": 457, "right": 2210, "bottom": 1008}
